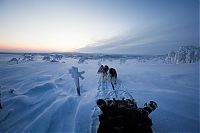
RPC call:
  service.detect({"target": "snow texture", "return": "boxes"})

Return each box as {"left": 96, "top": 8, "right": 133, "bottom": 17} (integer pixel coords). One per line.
{"left": 0, "top": 50, "right": 199, "bottom": 133}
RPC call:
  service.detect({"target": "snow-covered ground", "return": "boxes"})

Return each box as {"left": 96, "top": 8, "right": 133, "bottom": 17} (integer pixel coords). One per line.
{"left": 0, "top": 53, "right": 199, "bottom": 133}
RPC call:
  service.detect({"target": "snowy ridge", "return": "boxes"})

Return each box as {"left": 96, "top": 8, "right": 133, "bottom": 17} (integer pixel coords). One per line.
{"left": 4, "top": 45, "right": 200, "bottom": 65}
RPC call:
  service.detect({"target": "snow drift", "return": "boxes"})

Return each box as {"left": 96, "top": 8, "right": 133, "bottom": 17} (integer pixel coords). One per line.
{"left": 0, "top": 50, "right": 199, "bottom": 133}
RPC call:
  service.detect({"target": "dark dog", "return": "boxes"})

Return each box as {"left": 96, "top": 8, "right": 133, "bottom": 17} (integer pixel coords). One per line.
{"left": 96, "top": 99, "right": 157, "bottom": 133}
{"left": 109, "top": 68, "right": 117, "bottom": 84}
{"left": 97, "top": 65, "right": 104, "bottom": 74}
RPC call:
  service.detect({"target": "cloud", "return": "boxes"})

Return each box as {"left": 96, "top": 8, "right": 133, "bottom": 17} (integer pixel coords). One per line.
{"left": 78, "top": 23, "right": 198, "bottom": 55}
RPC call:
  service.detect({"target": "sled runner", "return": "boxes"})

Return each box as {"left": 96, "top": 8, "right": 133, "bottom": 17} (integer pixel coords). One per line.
{"left": 96, "top": 90, "right": 157, "bottom": 133}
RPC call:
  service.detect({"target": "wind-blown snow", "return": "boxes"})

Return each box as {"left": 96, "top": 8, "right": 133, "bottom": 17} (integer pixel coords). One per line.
{"left": 0, "top": 53, "right": 199, "bottom": 133}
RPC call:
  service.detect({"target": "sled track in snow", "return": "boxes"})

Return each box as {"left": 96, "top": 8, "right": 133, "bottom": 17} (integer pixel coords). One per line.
{"left": 89, "top": 76, "right": 125, "bottom": 133}
{"left": 89, "top": 76, "right": 110, "bottom": 133}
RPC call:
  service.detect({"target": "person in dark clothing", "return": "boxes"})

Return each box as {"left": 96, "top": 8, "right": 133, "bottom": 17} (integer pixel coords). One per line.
{"left": 96, "top": 99, "right": 157, "bottom": 133}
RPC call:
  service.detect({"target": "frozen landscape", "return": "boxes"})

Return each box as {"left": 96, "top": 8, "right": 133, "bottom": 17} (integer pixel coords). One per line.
{"left": 0, "top": 0, "right": 198, "bottom": 132}
{"left": 0, "top": 46, "right": 199, "bottom": 133}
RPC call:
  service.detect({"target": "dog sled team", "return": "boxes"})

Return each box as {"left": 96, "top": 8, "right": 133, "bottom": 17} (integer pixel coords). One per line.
{"left": 97, "top": 65, "right": 117, "bottom": 88}
{"left": 96, "top": 65, "right": 158, "bottom": 133}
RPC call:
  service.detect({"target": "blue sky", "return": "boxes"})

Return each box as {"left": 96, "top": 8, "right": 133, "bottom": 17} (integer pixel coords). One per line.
{"left": 0, "top": 0, "right": 199, "bottom": 54}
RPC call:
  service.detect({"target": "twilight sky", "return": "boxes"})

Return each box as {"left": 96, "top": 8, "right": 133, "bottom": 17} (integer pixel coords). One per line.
{"left": 0, "top": 0, "right": 199, "bottom": 54}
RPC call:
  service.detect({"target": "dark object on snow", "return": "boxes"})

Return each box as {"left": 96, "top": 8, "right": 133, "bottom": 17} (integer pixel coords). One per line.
{"left": 109, "top": 68, "right": 117, "bottom": 79}
{"left": 109, "top": 68, "right": 117, "bottom": 86}
{"left": 10, "top": 89, "right": 14, "bottom": 93}
{"left": 97, "top": 98, "right": 157, "bottom": 133}
{"left": 98, "top": 65, "right": 109, "bottom": 74}
{"left": 98, "top": 65, "right": 109, "bottom": 81}
{"left": 97, "top": 65, "right": 104, "bottom": 74}
{"left": 102, "top": 65, "right": 109, "bottom": 75}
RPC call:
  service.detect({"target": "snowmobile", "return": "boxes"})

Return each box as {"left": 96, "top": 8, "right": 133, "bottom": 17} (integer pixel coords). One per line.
{"left": 96, "top": 90, "right": 157, "bottom": 133}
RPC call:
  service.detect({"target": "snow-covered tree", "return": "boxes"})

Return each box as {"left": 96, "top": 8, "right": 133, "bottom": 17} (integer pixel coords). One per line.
{"left": 166, "top": 46, "right": 200, "bottom": 64}
{"left": 43, "top": 54, "right": 63, "bottom": 62}
{"left": 22, "top": 54, "right": 34, "bottom": 62}
{"left": 166, "top": 50, "right": 176, "bottom": 63}
{"left": 8, "top": 58, "right": 19, "bottom": 64}
{"left": 43, "top": 55, "right": 51, "bottom": 61}
{"left": 78, "top": 57, "right": 88, "bottom": 64}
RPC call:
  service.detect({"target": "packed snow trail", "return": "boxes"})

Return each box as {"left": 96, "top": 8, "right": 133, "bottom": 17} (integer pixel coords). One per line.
{"left": 89, "top": 74, "right": 126, "bottom": 133}
{"left": 89, "top": 74, "right": 112, "bottom": 133}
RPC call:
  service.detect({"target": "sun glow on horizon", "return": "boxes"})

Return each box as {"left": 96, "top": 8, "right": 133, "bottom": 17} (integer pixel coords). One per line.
{"left": 0, "top": 17, "right": 112, "bottom": 52}
{"left": 0, "top": 0, "right": 126, "bottom": 52}
{"left": 0, "top": 0, "right": 197, "bottom": 53}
